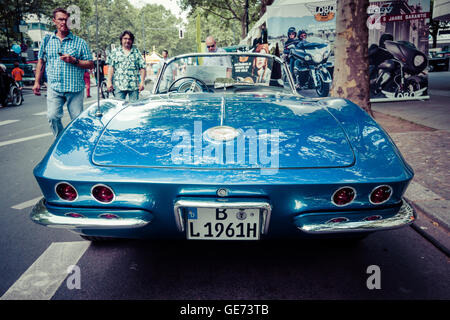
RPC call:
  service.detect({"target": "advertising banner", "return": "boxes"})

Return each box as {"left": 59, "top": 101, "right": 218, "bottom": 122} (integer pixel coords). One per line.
{"left": 266, "top": 0, "right": 336, "bottom": 97}
{"left": 265, "top": 0, "right": 430, "bottom": 102}
{"left": 368, "top": 0, "right": 430, "bottom": 101}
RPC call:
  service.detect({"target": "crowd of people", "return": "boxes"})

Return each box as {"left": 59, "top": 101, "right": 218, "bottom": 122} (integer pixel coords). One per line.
{"left": 1, "top": 6, "right": 287, "bottom": 137}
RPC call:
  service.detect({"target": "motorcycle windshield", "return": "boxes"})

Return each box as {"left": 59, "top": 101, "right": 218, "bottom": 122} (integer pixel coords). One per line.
{"left": 300, "top": 37, "right": 329, "bottom": 50}
{"left": 384, "top": 40, "right": 427, "bottom": 74}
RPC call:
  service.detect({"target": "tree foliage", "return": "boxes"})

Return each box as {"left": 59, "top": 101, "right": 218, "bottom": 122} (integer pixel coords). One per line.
{"left": 1, "top": 0, "right": 261, "bottom": 58}
{"left": 179, "top": 0, "right": 262, "bottom": 38}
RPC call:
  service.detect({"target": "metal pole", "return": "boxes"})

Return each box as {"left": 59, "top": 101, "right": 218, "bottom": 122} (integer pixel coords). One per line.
{"left": 245, "top": 0, "right": 249, "bottom": 36}
{"left": 95, "top": 0, "right": 102, "bottom": 117}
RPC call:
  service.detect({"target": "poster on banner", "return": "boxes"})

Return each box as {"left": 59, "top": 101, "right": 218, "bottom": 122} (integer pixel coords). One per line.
{"left": 231, "top": 44, "right": 273, "bottom": 85}
{"left": 265, "top": 0, "right": 430, "bottom": 101}
{"left": 266, "top": 0, "right": 336, "bottom": 97}
{"left": 368, "top": 0, "right": 430, "bottom": 101}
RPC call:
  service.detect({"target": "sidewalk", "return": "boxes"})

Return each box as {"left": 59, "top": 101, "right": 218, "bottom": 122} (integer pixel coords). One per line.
{"left": 372, "top": 72, "right": 450, "bottom": 254}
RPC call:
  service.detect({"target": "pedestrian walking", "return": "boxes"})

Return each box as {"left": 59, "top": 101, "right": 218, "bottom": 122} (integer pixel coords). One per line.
{"left": 11, "top": 62, "right": 25, "bottom": 90}
{"left": 157, "top": 49, "right": 174, "bottom": 91}
{"left": 106, "top": 30, "right": 146, "bottom": 101}
{"left": 32, "top": 7, "right": 94, "bottom": 137}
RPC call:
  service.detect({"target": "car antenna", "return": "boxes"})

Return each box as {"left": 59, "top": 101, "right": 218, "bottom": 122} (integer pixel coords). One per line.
{"left": 95, "top": 0, "right": 102, "bottom": 117}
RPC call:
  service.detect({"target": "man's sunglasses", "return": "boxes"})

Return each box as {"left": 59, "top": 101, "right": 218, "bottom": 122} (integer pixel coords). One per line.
{"left": 206, "top": 44, "right": 216, "bottom": 48}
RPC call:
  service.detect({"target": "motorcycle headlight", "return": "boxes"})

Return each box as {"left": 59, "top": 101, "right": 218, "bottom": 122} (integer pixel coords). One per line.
{"left": 312, "top": 53, "right": 323, "bottom": 63}
{"left": 414, "top": 55, "right": 425, "bottom": 67}
{"left": 305, "top": 55, "right": 311, "bottom": 61}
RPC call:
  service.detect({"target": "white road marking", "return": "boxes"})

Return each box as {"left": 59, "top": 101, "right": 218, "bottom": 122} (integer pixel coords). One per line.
{"left": 0, "top": 132, "right": 52, "bottom": 147}
{"left": 0, "top": 120, "right": 19, "bottom": 126}
{"left": 12, "top": 197, "right": 42, "bottom": 210}
{"left": 33, "top": 111, "right": 47, "bottom": 116}
{"left": 0, "top": 241, "right": 90, "bottom": 300}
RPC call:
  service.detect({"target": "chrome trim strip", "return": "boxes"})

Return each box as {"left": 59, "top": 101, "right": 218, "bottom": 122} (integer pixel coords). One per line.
{"left": 220, "top": 96, "right": 225, "bottom": 126}
{"left": 174, "top": 198, "right": 272, "bottom": 235}
{"left": 297, "top": 199, "right": 415, "bottom": 234}
{"left": 30, "top": 198, "right": 149, "bottom": 230}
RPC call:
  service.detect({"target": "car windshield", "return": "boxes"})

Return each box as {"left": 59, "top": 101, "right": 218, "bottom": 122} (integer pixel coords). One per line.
{"left": 154, "top": 52, "right": 296, "bottom": 95}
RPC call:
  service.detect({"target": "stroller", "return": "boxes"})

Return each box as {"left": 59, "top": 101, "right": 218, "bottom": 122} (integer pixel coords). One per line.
{"left": 8, "top": 80, "right": 24, "bottom": 106}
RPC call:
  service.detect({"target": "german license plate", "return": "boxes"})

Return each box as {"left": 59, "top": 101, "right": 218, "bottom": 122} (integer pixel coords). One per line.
{"left": 186, "top": 207, "right": 260, "bottom": 240}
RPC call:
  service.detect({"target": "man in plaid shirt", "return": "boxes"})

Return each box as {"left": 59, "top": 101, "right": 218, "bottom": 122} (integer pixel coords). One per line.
{"left": 33, "top": 8, "right": 94, "bottom": 137}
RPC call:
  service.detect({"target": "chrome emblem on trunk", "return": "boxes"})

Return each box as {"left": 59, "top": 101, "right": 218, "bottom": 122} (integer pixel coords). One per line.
{"left": 204, "top": 126, "right": 240, "bottom": 142}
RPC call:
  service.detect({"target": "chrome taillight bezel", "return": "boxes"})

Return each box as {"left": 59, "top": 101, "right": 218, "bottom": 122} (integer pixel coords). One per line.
{"left": 369, "top": 185, "right": 393, "bottom": 205}
{"left": 331, "top": 186, "right": 357, "bottom": 207}
{"left": 91, "top": 184, "right": 116, "bottom": 203}
{"left": 55, "top": 182, "right": 78, "bottom": 202}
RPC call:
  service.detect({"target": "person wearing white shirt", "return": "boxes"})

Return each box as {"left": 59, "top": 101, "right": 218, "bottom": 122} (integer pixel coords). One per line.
{"left": 203, "top": 36, "right": 232, "bottom": 68}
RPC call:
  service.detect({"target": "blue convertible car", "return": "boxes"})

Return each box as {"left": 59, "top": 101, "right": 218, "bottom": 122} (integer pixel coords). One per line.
{"left": 31, "top": 52, "right": 415, "bottom": 241}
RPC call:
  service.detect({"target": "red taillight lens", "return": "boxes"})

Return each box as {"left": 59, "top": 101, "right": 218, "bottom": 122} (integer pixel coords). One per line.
{"left": 332, "top": 187, "right": 356, "bottom": 206}
{"left": 65, "top": 212, "right": 85, "bottom": 218}
{"left": 370, "top": 185, "right": 392, "bottom": 204}
{"left": 327, "top": 217, "right": 349, "bottom": 223}
{"left": 92, "top": 185, "right": 115, "bottom": 203}
{"left": 56, "top": 183, "right": 77, "bottom": 201}
{"left": 364, "top": 215, "right": 382, "bottom": 221}
{"left": 99, "top": 213, "right": 119, "bottom": 219}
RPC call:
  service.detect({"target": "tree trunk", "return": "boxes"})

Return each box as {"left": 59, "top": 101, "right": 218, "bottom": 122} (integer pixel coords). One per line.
{"left": 331, "top": 0, "right": 372, "bottom": 116}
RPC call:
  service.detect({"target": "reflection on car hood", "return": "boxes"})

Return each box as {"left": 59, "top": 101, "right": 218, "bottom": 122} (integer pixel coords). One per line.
{"left": 92, "top": 95, "right": 355, "bottom": 169}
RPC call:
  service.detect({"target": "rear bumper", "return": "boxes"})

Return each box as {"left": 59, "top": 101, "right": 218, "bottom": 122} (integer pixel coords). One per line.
{"left": 30, "top": 198, "right": 151, "bottom": 230}
{"left": 295, "top": 199, "right": 415, "bottom": 234}
{"left": 30, "top": 197, "right": 415, "bottom": 238}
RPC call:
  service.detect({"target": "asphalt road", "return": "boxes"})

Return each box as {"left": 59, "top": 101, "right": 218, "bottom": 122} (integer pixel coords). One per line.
{"left": 0, "top": 86, "right": 448, "bottom": 302}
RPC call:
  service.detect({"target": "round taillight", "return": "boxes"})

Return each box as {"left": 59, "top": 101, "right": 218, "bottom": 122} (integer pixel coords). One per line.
{"left": 65, "top": 212, "right": 85, "bottom": 218}
{"left": 332, "top": 187, "right": 356, "bottom": 206}
{"left": 56, "top": 182, "right": 78, "bottom": 201}
{"left": 370, "top": 185, "right": 392, "bottom": 204}
{"left": 92, "top": 184, "right": 115, "bottom": 203}
{"left": 99, "top": 213, "right": 119, "bottom": 219}
{"left": 327, "top": 217, "right": 349, "bottom": 224}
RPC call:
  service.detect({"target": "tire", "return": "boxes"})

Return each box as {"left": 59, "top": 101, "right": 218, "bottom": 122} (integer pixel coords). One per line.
{"left": 10, "top": 87, "right": 23, "bottom": 106}
{"left": 316, "top": 78, "right": 330, "bottom": 97}
{"left": 100, "top": 81, "right": 108, "bottom": 99}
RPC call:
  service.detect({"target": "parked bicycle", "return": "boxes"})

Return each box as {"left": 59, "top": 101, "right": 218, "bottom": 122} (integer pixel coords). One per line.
{"left": 7, "top": 80, "right": 23, "bottom": 106}
{"left": 100, "top": 78, "right": 114, "bottom": 99}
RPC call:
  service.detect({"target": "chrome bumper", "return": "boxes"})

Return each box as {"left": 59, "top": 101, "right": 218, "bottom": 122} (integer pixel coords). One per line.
{"left": 296, "top": 199, "right": 415, "bottom": 234}
{"left": 30, "top": 198, "right": 150, "bottom": 230}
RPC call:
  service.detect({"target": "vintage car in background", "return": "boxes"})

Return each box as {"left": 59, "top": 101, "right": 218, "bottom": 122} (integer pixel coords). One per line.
{"left": 428, "top": 48, "right": 450, "bottom": 72}
{"left": 30, "top": 52, "right": 415, "bottom": 241}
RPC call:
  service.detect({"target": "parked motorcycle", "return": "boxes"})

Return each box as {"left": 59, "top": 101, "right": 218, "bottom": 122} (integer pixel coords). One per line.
{"left": 287, "top": 37, "right": 333, "bottom": 97}
{"left": 370, "top": 40, "right": 428, "bottom": 99}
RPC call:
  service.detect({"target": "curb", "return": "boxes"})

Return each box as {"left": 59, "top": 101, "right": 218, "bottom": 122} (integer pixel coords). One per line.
{"left": 406, "top": 199, "right": 450, "bottom": 257}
